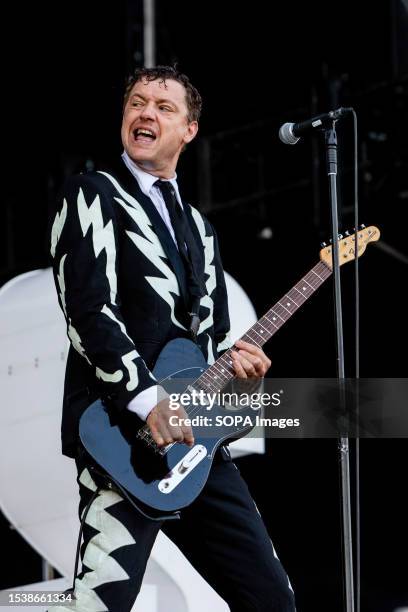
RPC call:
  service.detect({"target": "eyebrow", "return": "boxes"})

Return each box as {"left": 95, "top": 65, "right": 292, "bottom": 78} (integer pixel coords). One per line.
{"left": 130, "top": 93, "right": 178, "bottom": 107}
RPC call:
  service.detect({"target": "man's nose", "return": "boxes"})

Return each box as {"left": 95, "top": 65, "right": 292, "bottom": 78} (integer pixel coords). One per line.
{"left": 140, "top": 102, "right": 156, "bottom": 120}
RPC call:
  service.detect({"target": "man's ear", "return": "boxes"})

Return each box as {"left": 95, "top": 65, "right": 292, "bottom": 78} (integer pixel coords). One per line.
{"left": 184, "top": 121, "right": 199, "bottom": 144}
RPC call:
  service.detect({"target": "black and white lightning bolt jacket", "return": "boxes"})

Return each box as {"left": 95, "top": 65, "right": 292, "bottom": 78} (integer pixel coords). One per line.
{"left": 50, "top": 161, "right": 231, "bottom": 457}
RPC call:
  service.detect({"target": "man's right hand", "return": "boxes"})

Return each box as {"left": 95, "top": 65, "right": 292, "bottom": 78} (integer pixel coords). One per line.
{"left": 146, "top": 398, "right": 195, "bottom": 448}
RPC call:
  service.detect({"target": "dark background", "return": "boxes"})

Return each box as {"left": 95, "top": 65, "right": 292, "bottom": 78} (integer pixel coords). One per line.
{"left": 1, "top": 1, "right": 407, "bottom": 610}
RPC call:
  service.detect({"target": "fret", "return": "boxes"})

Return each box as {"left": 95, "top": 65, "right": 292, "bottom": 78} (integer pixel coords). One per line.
{"left": 285, "top": 293, "right": 300, "bottom": 307}
{"left": 263, "top": 314, "right": 280, "bottom": 330}
{"left": 274, "top": 306, "right": 290, "bottom": 323}
{"left": 277, "top": 301, "right": 292, "bottom": 315}
{"left": 299, "top": 280, "right": 314, "bottom": 293}
{"left": 242, "top": 330, "right": 262, "bottom": 346}
{"left": 253, "top": 324, "right": 268, "bottom": 343}
{"left": 218, "top": 351, "right": 235, "bottom": 367}
{"left": 209, "top": 363, "right": 230, "bottom": 385}
{"left": 257, "top": 318, "right": 275, "bottom": 337}
{"left": 190, "top": 259, "right": 334, "bottom": 402}
{"left": 198, "top": 372, "right": 219, "bottom": 393}
{"left": 317, "top": 262, "right": 332, "bottom": 278}
{"left": 189, "top": 381, "right": 207, "bottom": 395}
{"left": 304, "top": 276, "right": 317, "bottom": 290}
{"left": 293, "top": 285, "right": 309, "bottom": 299}
{"left": 270, "top": 309, "right": 285, "bottom": 322}
{"left": 204, "top": 378, "right": 221, "bottom": 393}
{"left": 203, "top": 353, "right": 235, "bottom": 387}
{"left": 310, "top": 268, "right": 324, "bottom": 282}
{"left": 257, "top": 320, "right": 271, "bottom": 334}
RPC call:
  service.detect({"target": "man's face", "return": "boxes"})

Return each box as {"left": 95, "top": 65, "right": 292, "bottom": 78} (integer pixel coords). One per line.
{"left": 121, "top": 78, "right": 198, "bottom": 178}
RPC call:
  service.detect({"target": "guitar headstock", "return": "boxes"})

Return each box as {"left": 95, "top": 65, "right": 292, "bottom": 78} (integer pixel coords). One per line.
{"left": 319, "top": 225, "right": 380, "bottom": 269}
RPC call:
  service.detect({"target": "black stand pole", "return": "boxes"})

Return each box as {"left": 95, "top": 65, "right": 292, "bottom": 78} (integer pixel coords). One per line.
{"left": 324, "top": 123, "right": 355, "bottom": 612}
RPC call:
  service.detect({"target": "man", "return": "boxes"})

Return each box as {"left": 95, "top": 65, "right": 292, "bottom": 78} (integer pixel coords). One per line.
{"left": 50, "top": 65, "right": 295, "bottom": 611}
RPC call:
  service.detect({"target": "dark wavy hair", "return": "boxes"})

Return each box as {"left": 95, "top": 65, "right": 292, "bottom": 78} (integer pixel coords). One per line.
{"left": 123, "top": 65, "right": 202, "bottom": 123}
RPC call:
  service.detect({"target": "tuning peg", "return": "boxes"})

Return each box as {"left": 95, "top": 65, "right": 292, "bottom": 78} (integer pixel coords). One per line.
{"left": 338, "top": 233, "right": 343, "bottom": 239}
{"left": 344, "top": 230, "right": 350, "bottom": 236}
{"left": 329, "top": 238, "right": 333, "bottom": 244}
{"left": 321, "top": 241, "right": 327, "bottom": 248}
{"left": 359, "top": 223, "right": 366, "bottom": 229}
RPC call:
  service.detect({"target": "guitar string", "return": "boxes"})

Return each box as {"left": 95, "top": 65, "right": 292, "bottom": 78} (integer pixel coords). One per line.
{"left": 137, "top": 261, "right": 332, "bottom": 453}
{"left": 137, "top": 265, "right": 331, "bottom": 452}
{"left": 136, "top": 230, "right": 371, "bottom": 451}
{"left": 137, "top": 261, "right": 332, "bottom": 451}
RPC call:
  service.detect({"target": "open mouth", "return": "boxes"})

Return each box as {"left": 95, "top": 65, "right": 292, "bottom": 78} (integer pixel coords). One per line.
{"left": 133, "top": 128, "right": 157, "bottom": 143}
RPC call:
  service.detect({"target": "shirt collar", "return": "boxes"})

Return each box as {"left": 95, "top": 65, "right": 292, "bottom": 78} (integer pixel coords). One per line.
{"left": 121, "top": 151, "right": 182, "bottom": 204}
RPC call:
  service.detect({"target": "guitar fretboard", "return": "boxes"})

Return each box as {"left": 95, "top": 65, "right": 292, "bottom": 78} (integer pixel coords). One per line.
{"left": 137, "top": 259, "right": 332, "bottom": 452}
{"left": 195, "top": 260, "right": 332, "bottom": 395}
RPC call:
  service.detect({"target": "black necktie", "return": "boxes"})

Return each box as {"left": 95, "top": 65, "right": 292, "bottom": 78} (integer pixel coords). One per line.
{"left": 155, "top": 180, "right": 203, "bottom": 339}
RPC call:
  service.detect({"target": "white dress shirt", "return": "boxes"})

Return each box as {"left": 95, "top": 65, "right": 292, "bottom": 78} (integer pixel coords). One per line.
{"left": 121, "top": 151, "right": 183, "bottom": 420}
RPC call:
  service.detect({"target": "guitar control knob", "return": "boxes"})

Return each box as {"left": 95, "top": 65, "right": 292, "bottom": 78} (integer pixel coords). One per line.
{"left": 178, "top": 459, "right": 191, "bottom": 474}
{"left": 321, "top": 242, "right": 327, "bottom": 248}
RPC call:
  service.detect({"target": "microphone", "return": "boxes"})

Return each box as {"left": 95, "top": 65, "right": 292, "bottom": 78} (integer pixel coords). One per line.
{"left": 279, "top": 107, "right": 353, "bottom": 145}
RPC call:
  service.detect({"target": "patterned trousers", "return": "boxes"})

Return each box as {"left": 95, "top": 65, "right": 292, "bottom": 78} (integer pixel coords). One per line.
{"left": 53, "top": 450, "right": 296, "bottom": 612}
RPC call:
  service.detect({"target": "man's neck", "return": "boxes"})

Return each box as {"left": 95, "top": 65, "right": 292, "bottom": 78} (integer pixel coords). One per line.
{"left": 122, "top": 152, "right": 176, "bottom": 180}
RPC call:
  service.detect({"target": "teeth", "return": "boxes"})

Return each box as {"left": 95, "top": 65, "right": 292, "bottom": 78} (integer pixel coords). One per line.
{"left": 136, "top": 129, "right": 154, "bottom": 137}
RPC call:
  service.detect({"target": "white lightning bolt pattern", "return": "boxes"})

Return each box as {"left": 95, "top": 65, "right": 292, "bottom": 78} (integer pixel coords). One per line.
{"left": 57, "top": 253, "right": 124, "bottom": 380}
{"left": 101, "top": 304, "right": 133, "bottom": 341}
{"left": 53, "top": 468, "right": 136, "bottom": 612}
{"left": 56, "top": 254, "right": 68, "bottom": 316}
{"left": 121, "top": 349, "right": 139, "bottom": 391}
{"left": 77, "top": 188, "right": 118, "bottom": 305}
{"left": 95, "top": 365, "right": 123, "bottom": 384}
{"left": 98, "top": 171, "right": 186, "bottom": 331}
{"left": 190, "top": 207, "right": 217, "bottom": 334}
{"left": 50, "top": 199, "right": 67, "bottom": 258}
{"left": 217, "top": 333, "right": 232, "bottom": 354}
{"left": 252, "top": 499, "right": 293, "bottom": 593}
{"left": 100, "top": 296, "right": 157, "bottom": 385}
{"left": 206, "top": 333, "right": 215, "bottom": 365}
{"left": 127, "top": 230, "right": 187, "bottom": 330}
{"left": 68, "top": 323, "right": 92, "bottom": 366}
{"left": 57, "top": 253, "right": 92, "bottom": 366}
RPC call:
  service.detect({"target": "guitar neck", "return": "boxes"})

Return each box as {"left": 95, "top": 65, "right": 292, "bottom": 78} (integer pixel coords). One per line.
{"left": 196, "top": 260, "right": 332, "bottom": 394}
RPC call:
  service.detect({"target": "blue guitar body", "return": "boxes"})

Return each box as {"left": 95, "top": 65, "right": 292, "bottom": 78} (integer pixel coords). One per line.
{"left": 78, "top": 228, "right": 380, "bottom": 517}
{"left": 79, "top": 339, "right": 255, "bottom": 517}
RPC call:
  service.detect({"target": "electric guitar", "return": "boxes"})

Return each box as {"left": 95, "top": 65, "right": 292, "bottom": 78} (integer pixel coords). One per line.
{"left": 79, "top": 226, "right": 380, "bottom": 517}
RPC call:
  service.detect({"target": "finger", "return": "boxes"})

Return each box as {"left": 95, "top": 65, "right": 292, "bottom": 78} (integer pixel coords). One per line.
{"left": 231, "top": 352, "right": 248, "bottom": 378}
{"left": 236, "top": 343, "right": 271, "bottom": 373}
{"left": 181, "top": 424, "right": 195, "bottom": 447}
{"left": 234, "top": 351, "right": 259, "bottom": 376}
{"left": 148, "top": 422, "right": 165, "bottom": 447}
{"left": 235, "top": 339, "right": 261, "bottom": 355}
{"left": 155, "top": 420, "right": 174, "bottom": 446}
{"left": 236, "top": 350, "right": 266, "bottom": 375}
{"left": 168, "top": 423, "right": 184, "bottom": 443}
{"left": 176, "top": 407, "right": 195, "bottom": 446}
{"left": 235, "top": 340, "right": 270, "bottom": 363}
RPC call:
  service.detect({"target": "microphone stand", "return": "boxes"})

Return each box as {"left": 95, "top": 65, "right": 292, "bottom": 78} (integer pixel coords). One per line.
{"left": 325, "top": 123, "right": 355, "bottom": 612}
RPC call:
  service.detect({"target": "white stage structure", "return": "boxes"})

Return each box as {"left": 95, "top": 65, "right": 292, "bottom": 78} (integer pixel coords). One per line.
{"left": 0, "top": 268, "right": 264, "bottom": 611}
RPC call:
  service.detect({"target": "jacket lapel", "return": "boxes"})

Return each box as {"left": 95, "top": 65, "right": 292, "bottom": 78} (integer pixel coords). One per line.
{"left": 104, "top": 161, "right": 190, "bottom": 308}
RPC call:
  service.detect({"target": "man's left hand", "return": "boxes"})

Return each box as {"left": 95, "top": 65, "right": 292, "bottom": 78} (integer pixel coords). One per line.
{"left": 231, "top": 339, "right": 271, "bottom": 378}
